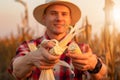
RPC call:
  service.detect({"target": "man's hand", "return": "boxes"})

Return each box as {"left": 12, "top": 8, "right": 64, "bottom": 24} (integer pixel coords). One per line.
{"left": 30, "top": 45, "right": 60, "bottom": 70}
{"left": 67, "top": 44, "right": 97, "bottom": 71}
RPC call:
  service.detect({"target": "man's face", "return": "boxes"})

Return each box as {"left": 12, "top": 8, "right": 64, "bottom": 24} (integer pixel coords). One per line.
{"left": 42, "top": 4, "right": 71, "bottom": 35}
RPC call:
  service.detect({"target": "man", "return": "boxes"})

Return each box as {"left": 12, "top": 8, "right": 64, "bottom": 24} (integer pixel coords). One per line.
{"left": 9, "top": 0, "right": 107, "bottom": 80}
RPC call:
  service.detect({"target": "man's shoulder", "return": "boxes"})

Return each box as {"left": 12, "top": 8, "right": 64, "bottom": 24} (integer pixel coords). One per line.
{"left": 16, "top": 36, "right": 44, "bottom": 54}
{"left": 18, "top": 36, "right": 44, "bottom": 49}
{"left": 30, "top": 36, "right": 43, "bottom": 42}
{"left": 28, "top": 36, "right": 44, "bottom": 45}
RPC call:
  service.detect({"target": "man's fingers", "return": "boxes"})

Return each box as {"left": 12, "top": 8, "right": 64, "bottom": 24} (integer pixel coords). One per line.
{"left": 39, "top": 46, "right": 60, "bottom": 60}
{"left": 73, "top": 63, "right": 90, "bottom": 71}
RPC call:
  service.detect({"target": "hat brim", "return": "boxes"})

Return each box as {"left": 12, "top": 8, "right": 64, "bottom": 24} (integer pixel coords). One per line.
{"left": 33, "top": 1, "right": 81, "bottom": 26}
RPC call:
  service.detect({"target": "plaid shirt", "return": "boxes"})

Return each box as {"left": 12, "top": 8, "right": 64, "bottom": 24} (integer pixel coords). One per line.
{"left": 9, "top": 34, "right": 88, "bottom": 80}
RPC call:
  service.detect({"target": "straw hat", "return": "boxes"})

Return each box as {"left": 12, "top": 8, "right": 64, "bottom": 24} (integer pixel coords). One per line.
{"left": 33, "top": 0, "right": 81, "bottom": 26}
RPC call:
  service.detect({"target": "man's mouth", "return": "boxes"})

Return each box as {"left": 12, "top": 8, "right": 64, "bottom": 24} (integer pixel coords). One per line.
{"left": 54, "top": 24, "right": 64, "bottom": 27}
{"left": 54, "top": 24, "right": 68, "bottom": 27}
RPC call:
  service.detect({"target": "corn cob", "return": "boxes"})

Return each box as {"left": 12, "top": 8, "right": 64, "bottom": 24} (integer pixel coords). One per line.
{"left": 68, "top": 42, "right": 82, "bottom": 54}
{"left": 40, "top": 39, "right": 68, "bottom": 55}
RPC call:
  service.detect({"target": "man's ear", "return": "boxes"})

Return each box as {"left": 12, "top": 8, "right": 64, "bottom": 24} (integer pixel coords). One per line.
{"left": 42, "top": 15, "right": 46, "bottom": 24}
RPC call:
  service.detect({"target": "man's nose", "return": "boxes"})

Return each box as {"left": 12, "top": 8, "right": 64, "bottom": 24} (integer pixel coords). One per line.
{"left": 56, "top": 13, "right": 63, "bottom": 20}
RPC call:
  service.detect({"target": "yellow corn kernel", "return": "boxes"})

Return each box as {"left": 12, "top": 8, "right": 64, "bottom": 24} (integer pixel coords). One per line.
{"left": 68, "top": 42, "right": 82, "bottom": 54}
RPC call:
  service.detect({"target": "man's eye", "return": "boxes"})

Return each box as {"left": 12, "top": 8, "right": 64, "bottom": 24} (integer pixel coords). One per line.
{"left": 62, "top": 13, "right": 68, "bottom": 16}
{"left": 51, "top": 12, "right": 57, "bottom": 15}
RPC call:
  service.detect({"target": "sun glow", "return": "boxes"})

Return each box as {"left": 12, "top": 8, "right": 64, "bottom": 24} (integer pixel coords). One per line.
{"left": 113, "top": 5, "right": 120, "bottom": 30}
{"left": 113, "top": 6, "right": 120, "bottom": 22}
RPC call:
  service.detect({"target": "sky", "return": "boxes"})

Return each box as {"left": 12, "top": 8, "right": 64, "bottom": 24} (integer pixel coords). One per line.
{"left": 0, "top": 0, "right": 120, "bottom": 38}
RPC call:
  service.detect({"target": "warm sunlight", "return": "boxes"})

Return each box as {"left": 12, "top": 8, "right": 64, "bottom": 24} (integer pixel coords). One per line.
{"left": 113, "top": 6, "right": 120, "bottom": 22}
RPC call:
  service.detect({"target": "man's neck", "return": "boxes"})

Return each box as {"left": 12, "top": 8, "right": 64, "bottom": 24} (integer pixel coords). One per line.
{"left": 46, "top": 31, "right": 67, "bottom": 41}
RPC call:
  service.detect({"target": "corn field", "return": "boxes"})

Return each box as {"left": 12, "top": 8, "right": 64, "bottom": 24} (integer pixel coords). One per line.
{"left": 0, "top": 0, "right": 120, "bottom": 80}
{"left": 0, "top": 21, "right": 120, "bottom": 80}
{"left": 0, "top": 27, "right": 33, "bottom": 80}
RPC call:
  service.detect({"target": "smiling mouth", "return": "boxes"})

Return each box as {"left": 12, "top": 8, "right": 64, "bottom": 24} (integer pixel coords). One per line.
{"left": 54, "top": 24, "right": 68, "bottom": 27}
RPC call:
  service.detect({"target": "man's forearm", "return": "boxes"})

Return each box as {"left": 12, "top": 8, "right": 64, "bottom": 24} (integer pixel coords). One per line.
{"left": 90, "top": 61, "right": 107, "bottom": 80}
{"left": 12, "top": 54, "right": 33, "bottom": 79}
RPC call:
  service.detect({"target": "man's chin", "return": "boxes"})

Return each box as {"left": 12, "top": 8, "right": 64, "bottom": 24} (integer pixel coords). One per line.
{"left": 53, "top": 31, "right": 64, "bottom": 35}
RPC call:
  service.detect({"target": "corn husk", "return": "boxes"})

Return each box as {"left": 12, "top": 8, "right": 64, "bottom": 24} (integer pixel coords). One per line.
{"left": 39, "top": 69, "right": 55, "bottom": 80}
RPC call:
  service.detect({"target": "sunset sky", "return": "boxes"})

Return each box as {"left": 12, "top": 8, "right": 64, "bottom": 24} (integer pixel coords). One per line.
{"left": 0, "top": 0, "right": 120, "bottom": 38}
